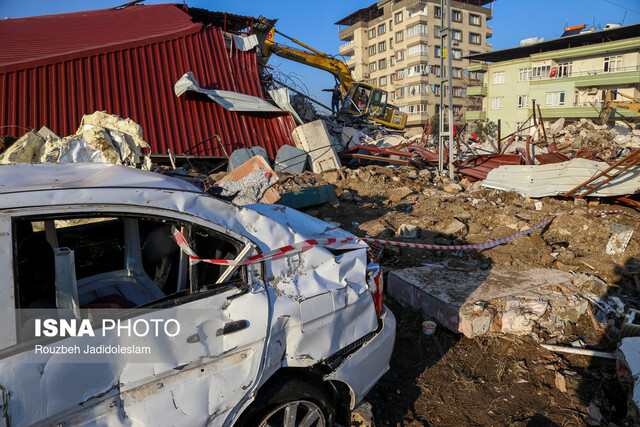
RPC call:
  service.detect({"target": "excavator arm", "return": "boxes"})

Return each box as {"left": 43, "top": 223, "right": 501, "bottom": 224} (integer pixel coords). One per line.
{"left": 258, "top": 27, "right": 407, "bottom": 130}
{"left": 600, "top": 90, "right": 640, "bottom": 124}
{"left": 261, "top": 28, "right": 354, "bottom": 96}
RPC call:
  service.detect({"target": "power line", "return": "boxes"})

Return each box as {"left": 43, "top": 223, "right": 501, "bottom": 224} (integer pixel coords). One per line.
{"left": 603, "top": 0, "right": 640, "bottom": 15}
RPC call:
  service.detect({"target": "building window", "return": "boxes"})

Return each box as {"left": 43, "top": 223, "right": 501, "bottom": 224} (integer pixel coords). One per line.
{"left": 390, "top": 74, "right": 396, "bottom": 84}
{"left": 518, "top": 67, "right": 531, "bottom": 82}
{"left": 452, "top": 49, "right": 462, "bottom": 59}
{"left": 433, "top": 85, "right": 441, "bottom": 95}
{"left": 370, "top": 78, "right": 377, "bottom": 86}
{"left": 407, "top": 64, "right": 429, "bottom": 77}
{"left": 434, "top": 45, "right": 441, "bottom": 57}
{"left": 452, "top": 10, "right": 462, "bottom": 22}
{"left": 492, "top": 71, "right": 505, "bottom": 84}
{"left": 603, "top": 55, "right": 622, "bottom": 72}
{"left": 408, "top": 44, "right": 428, "bottom": 57}
{"left": 532, "top": 65, "right": 551, "bottom": 79}
{"left": 517, "top": 95, "right": 529, "bottom": 108}
{"left": 408, "top": 84, "right": 428, "bottom": 96}
{"left": 368, "top": 28, "right": 376, "bottom": 39}
{"left": 395, "top": 12, "right": 403, "bottom": 23}
{"left": 379, "top": 58, "right": 387, "bottom": 69}
{"left": 434, "top": 26, "right": 441, "bottom": 37}
{"left": 407, "top": 24, "right": 428, "bottom": 38}
{"left": 396, "top": 68, "right": 406, "bottom": 79}
{"left": 407, "top": 104, "right": 427, "bottom": 115}
{"left": 432, "top": 65, "right": 441, "bottom": 77}
{"left": 369, "top": 62, "right": 377, "bottom": 72}
{"left": 469, "top": 71, "right": 481, "bottom": 80}
{"left": 378, "top": 23, "right": 386, "bottom": 35}
{"left": 396, "top": 31, "right": 404, "bottom": 42}
{"left": 369, "top": 45, "right": 376, "bottom": 55}
{"left": 491, "top": 97, "right": 503, "bottom": 110}
{"left": 452, "top": 87, "right": 464, "bottom": 96}
{"left": 469, "top": 14, "right": 480, "bottom": 25}
{"left": 379, "top": 41, "right": 386, "bottom": 52}
{"left": 452, "top": 67, "right": 462, "bottom": 78}
{"left": 557, "top": 62, "right": 572, "bottom": 77}
{"left": 453, "top": 105, "right": 463, "bottom": 115}
{"left": 469, "top": 33, "right": 480, "bottom": 44}
{"left": 452, "top": 30, "right": 462, "bottom": 41}
{"left": 395, "top": 50, "right": 404, "bottom": 61}
{"left": 379, "top": 76, "right": 387, "bottom": 86}
{"left": 396, "top": 86, "right": 407, "bottom": 97}
{"left": 434, "top": 6, "right": 441, "bottom": 18}
{"left": 546, "top": 91, "right": 565, "bottom": 106}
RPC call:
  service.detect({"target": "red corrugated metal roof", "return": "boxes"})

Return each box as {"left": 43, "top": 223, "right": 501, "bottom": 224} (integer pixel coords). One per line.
{"left": 456, "top": 154, "right": 524, "bottom": 181}
{"left": 0, "top": 4, "right": 201, "bottom": 70}
{"left": 0, "top": 4, "right": 297, "bottom": 159}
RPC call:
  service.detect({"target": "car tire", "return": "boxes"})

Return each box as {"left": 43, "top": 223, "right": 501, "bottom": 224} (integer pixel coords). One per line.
{"left": 235, "top": 374, "right": 335, "bottom": 427}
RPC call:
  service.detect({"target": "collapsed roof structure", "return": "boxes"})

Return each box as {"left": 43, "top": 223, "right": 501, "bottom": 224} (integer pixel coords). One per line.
{"left": 0, "top": 3, "right": 297, "bottom": 159}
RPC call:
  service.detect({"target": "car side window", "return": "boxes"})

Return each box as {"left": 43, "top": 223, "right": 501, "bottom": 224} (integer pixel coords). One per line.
{"left": 12, "top": 214, "right": 246, "bottom": 343}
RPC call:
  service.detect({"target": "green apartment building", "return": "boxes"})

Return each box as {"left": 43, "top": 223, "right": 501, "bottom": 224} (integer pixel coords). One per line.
{"left": 465, "top": 23, "right": 640, "bottom": 135}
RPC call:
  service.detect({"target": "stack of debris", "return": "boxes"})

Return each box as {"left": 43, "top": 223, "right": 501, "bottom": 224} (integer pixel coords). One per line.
{"left": 0, "top": 111, "right": 151, "bottom": 169}
{"left": 552, "top": 118, "right": 640, "bottom": 153}
{"left": 291, "top": 94, "right": 317, "bottom": 122}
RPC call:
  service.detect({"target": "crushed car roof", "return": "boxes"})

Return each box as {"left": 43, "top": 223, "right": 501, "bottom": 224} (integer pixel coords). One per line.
{"left": 0, "top": 163, "right": 200, "bottom": 196}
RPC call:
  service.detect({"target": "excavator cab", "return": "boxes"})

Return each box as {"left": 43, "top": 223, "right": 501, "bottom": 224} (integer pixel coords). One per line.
{"left": 342, "top": 83, "right": 407, "bottom": 130}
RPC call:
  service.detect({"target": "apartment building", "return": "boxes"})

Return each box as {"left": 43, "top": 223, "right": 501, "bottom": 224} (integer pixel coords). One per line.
{"left": 466, "top": 23, "right": 640, "bottom": 134}
{"left": 335, "top": 0, "right": 494, "bottom": 129}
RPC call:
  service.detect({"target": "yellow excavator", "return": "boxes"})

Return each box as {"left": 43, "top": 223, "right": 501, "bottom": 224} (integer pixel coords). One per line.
{"left": 258, "top": 27, "right": 407, "bottom": 130}
{"left": 599, "top": 89, "right": 640, "bottom": 124}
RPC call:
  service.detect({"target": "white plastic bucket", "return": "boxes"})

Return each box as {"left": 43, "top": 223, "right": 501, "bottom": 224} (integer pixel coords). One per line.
{"left": 422, "top": 320, "right": 436, "bottom": 335}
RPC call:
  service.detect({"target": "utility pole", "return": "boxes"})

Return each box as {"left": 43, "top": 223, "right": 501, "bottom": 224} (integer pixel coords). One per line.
{"left": 438, "top": 0, "right": 454, "bottom": 179}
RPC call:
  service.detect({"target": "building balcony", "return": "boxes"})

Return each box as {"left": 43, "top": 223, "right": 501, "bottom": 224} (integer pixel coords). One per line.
{"left": 465, "top": 110, "right": 486, "bottom": 120}
{"left": 338, "top": 21, "right": 364, "bottom": 42}
{"left": 467, "top": 85, "right": 487, "bottom": 96}
{"left": 339, "top": 40, "right": 355, "bottom": 57}
{"left": 529, "top": 66, "right": 640, "bottom": 86}
{"left": 486, "top": 25, "right": 493, "bottom": 38}
{"left": 406, "top": 14, "right": 429, "bottom": 26}
{"left": 467, "top": 63, "right": 488, "bottom": 73}
{"left": 539, "top": 105, "right": 639, "bottom": 119}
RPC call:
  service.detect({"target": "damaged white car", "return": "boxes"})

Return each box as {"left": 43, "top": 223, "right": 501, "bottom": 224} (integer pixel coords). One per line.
{"left": 0, "top": 163, "right": 395, "bottom": 426}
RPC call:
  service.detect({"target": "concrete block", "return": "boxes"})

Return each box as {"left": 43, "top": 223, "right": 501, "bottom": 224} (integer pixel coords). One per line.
{"left": 292, "top": 120, "right": 342, "bottom": 173}
{"left": 388, "top": 266, "right": 573, "bottom": 338}
{"left": 227, "top": 146, "right": 269, "bottom": 172}
{"left": 274, "top": 145, "right": 308, "bottom": 174}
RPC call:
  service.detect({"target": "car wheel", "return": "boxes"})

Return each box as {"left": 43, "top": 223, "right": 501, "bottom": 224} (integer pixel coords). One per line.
{"left": 236, "top": 375, "right": 334, "bottom": 427}
{"left": 257, "top": 399, "right": 326, "bottom": 427}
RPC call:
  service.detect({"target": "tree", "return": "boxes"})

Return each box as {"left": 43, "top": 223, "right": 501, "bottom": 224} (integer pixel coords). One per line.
{"left": 474, "top": 119, "right": 498, "bottom": 139}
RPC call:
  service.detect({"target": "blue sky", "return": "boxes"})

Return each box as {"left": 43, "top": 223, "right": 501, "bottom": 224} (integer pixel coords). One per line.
{"left": 1, "top": 0, "right": 639, "bottom": 109}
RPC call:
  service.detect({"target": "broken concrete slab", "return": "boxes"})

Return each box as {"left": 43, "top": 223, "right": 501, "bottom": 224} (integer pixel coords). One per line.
{"left": 213, "top": 155, "right": 280, "bottom": 204}
{"left": 388, "top": 266, "right": 574, "bottom": 338}
{"left": 273, "top": 145, "right": 308, "bottom": 174}
{"left": 228, "top": 146, "right": 269, "bottom": 172}
{"left": 292, "top": 120, "right": 342, "bottom": 173}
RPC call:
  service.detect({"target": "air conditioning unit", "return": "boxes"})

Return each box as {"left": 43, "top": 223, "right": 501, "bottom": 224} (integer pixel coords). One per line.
{"left": 586, "top": 87, "right": 598, "bottom": 95}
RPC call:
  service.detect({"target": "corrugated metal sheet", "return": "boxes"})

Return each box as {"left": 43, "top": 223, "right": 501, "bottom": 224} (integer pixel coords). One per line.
{"left": 482, "top": 158, "right": 640, "bottom": 198}
{"left": 455, "top": 154, "right": 524, "bottom": 181}
{"left": 0, "top": 5, "right": 296, "bottom": 159}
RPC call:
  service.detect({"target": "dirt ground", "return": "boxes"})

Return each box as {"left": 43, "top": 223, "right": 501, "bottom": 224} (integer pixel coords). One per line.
{"left": 284, "top": 164, "right": 639, "bottom": 426}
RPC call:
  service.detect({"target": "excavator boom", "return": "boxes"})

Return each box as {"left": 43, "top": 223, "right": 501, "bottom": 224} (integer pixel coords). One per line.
{"left": 259, "top": 28, "right": 407, "bottom": 130}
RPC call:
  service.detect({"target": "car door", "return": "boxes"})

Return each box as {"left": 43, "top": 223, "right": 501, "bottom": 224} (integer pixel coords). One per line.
{"left": 0, "top": 205, "right": 269, "bottom": 426}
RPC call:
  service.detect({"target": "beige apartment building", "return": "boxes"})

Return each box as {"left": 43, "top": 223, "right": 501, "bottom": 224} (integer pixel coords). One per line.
{"left": 335, "top": 0, "right": 494, "bottom": 129}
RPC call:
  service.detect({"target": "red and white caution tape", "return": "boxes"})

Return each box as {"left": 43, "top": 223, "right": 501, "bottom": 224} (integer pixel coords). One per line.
{"left": 172, "top": 209, "right": 635, "bottom": 266}
{"left": 172, "top": 226, "right": 360, "bottom": 266}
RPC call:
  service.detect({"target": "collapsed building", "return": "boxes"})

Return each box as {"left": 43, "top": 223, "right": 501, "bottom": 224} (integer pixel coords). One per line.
{"left": 0, "top": 4, "right": 297, "bottom": 160}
